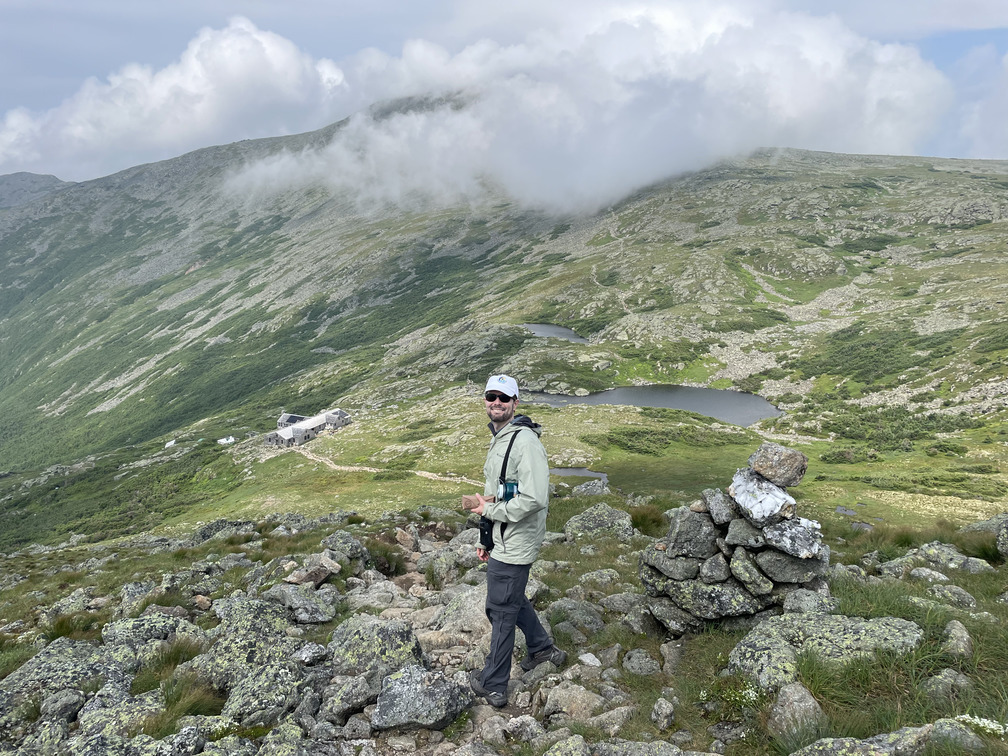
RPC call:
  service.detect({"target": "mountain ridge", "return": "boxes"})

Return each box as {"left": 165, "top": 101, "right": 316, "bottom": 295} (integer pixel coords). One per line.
{"left": 1, "top": 110, "right": 1008, "bottom": 553}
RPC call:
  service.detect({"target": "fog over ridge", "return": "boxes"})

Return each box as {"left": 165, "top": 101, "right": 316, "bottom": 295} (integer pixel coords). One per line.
{"left": 3, "top": 2, "right": 998, "bottom": 212}
{"left": 228, "top": 6, "right": 951, "bottom": 213}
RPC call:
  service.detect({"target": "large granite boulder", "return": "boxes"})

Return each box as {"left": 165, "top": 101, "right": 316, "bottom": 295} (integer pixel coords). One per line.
{"left": 220, "top": 662, "right": 305, "bottom": 728}
{"left": 727, "top": 614, "right": 924, "bottom": 691}
{"left": 176, "top": 596, "right": 300, "bottom": 691}
{"left": 327, "top": 616, "right": 426, "bottom": 694}
{"left": 371, "top": 665, "right": 473, "bottom": 730}
{"left": 262, "top": 582, "right": 340, "bottom": 624}
{"left": 564, "top": 503, "right": 636, "bottom": 542}
{"left": 317, "top": 675, "right": 375, "bottom": 726}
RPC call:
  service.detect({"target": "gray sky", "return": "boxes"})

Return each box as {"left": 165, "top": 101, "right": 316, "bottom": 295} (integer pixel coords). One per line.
{"left": 2, "top": 1, "right": 1007, "bottom": 211}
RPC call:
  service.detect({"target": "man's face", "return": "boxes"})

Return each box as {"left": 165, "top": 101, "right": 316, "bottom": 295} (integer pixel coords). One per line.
{"left": 484, "top": 390, "right": 517, "bottom": 426}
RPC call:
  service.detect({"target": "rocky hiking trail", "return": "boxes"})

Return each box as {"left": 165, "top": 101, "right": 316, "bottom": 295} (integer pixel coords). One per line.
{"left": 0, "top": 443, "right": 1005, "bottom": 755}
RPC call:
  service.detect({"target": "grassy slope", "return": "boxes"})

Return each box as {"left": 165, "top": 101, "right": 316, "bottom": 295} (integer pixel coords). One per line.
{"left": 0, "top": 142, "right": 1007, "bottom": 548}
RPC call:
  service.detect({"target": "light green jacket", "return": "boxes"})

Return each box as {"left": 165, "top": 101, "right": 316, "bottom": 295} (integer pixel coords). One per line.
{"left": 482, "top": 415, "right": 549, "bottom": 565}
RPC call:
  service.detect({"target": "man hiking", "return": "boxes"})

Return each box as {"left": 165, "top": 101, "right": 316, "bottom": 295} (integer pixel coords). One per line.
{"left": 466, "top": 373, "right": 566, "bottom": 708}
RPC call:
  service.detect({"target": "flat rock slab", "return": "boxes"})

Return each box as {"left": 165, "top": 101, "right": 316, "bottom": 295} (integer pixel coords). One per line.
{"left": 727, "top": 614, "right": 923, "bottom": 691}
{"left": 729, "top": 468, "right": 796, "bottom": 527}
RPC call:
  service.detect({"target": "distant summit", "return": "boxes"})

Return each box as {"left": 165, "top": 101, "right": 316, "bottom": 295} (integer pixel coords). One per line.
{"left": 0, "top": 171, "right": 74, "bottom": 209}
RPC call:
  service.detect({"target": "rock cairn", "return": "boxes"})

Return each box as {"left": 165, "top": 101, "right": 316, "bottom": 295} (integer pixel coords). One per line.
{"left": 638, "top": 442, "right": 829, "bottom": 631}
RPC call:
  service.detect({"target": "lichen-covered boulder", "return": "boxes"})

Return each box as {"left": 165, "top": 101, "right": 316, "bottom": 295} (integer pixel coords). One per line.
{"left": 371, "top": 665, "right": 473, "bottom": 731}
{"left": 262, "top": 582, "right": 339, "bottom": 624}
{"left": 564, "top": 503, "right": 636, "bottom": 542}
{"left": 572, "top": 478, "right": 610, "bottom": 496}
{"left": 177, "top": 596, "right": 299, "bottom": 691}
{"left": 645, "top": 598, "right": 705, "bottom": 636}
{"left": 317, "top": 675, "right": 375, "bottom": 726}
{"left": 725, "top": 518, "right": 765, "bottom": 548}
{"left": 782, "top": 589, "right": 838, "bottom": 615}
{"left": 748, "top": 442, "right": 808, "bottom": 487}
{"left": 701, "top": 488, "right": 736, "bottom": 525}
{"left": 191, "top": 519, "right": 256, "bottom": 544}
{"left": 621, "top": 649, "right": 660, "bottom": 675}
{"left": 543, "top": 682, "right": 604, "bottom": 722}
{"left": 730, "top": 548, "right": 774, "bottom": 596}
{"left": 762, "top": 518, "right": 822, "bottom": 560}
{"left": 0, "top": 637, "right": 106, "bottom": 700}
{"left": 430, "top": 583, "right": 491, "bottom": 638}
{"left": 327, "top": 616, "right": 426, "bottom": 693}
{"left": 221, "top": 662, "right": 304, "bottom": 728}
{"left": 940, "top": 619, "right": 973, "bottom": 658}
{"left": 39, "top": 587, "right": 95, "bottom": 627}
{"left": 931, "top": 718, "right": 985, "bottom": 753}
{"left": 77, "top": 684, "right": 165, "bottom": 738}
{"left": 699, "top": 553, "right": 730, "bottom": 584}
{"left": 416, "top": 528, "right": 482, "bottom": 587}
{"left": 997, "top": 523, "right": 1008, "bottom": 560}
{"left": 639, "top": 547, "right": 700, "bottom": 582}
{"left": 790, "top": 737, "right": 888, "bottom": 755}
{"left": 918, "top": 542, "right": 994, "bottom": 574}
{"left": 922, "top": 667, "right": 974, "bottom": 702}
{"left": 876, "top": 553, "right": 922, "bottom": 579}
{"left": 63, "top": 732, "right": 151, "bottom": 756}
{"left": 101, "top": 614, "right": 205, "bottom": 648}
{"left": 544, "top": 734, "right": 590, "bottom": 756}
{"left": 650, "top": 577, "right": 773, "bottom": 620}
{"left": 547, "top": 598, "right": 605, "bottom": 633}
{"left": 40, "top": 688, "right": 87, "bottom": 722}
{"left": 320, "top": 530, "right": 369, "bottom": 561}
{"left": 661, "top": 507, "right": 720, "bottom": 558}
{"left": 767, "top": 682, "right": 825, "bottom": 738}
{"left": 116, "top": 581, "right": 158, "bottom": 619}
{"left": 729, "top": 469, "right": 796, "bottom": 527}
{"left": 754, "top": 547, "right": 830, "bottom": 584}
{"left": 727, "top": 614, "right": 924, "bottom": 691}
{"left": 928, "top": 584, "right": 976, "bottom": 609}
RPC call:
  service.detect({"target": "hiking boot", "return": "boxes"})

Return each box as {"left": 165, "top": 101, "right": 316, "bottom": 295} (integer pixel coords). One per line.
{"left": 520, "top": 644, "right": 567, "bottom": 672}
{"left": 469, "top": 669, "right": 507, "bottom": 708}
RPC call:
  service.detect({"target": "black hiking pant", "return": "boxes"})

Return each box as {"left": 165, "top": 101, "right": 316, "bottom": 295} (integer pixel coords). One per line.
{"left": 479, "top": 557, "right": 551, "bottom": 695}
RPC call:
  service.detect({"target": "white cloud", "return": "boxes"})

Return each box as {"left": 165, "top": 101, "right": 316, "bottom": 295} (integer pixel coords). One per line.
{"left": 958, "top": 48, "right": 1008, "bottom": 157}
{"left": 0, "top": 17, "right": 346, "bottom": 179}
{"left": 0, "top": 3, "right": 976, "bottom": 212}
{"left": 229, "top": 3, "right": 953, "bottom": 213}
{"left": 775, "top": 0, "right": 1008, "bottom": 38}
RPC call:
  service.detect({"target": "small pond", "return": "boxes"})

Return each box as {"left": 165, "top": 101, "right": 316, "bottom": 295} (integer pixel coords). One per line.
{"left": 550, "top": 467, "right": 609, "bottom": 484}
{"left": 528, "top": 385, "right": 780, "bottom": 427}
{"left": 519, "top": 323, "right": 780, "bottom": 426}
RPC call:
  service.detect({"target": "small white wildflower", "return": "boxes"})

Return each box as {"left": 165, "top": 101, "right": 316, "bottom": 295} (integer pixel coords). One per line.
{"left": 955, "top": 714, "right": 1008, "bottom": 738}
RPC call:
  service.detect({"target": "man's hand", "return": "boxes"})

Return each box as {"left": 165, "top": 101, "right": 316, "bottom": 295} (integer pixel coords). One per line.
{"left": 476, "top": 546, "right": 489, "bottom": 563}
{"left": 463, "top": 493, "right": 493, "bottom": 516}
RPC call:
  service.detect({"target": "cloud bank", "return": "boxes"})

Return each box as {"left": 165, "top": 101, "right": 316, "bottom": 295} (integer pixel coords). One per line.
{"left": 2, "top": 3, "right": 1006, "bottom": 212}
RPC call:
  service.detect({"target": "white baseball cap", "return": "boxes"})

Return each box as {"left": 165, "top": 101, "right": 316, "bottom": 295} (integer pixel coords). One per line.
{"left": 484, "top": 374, "right": 519, "bottom": 400}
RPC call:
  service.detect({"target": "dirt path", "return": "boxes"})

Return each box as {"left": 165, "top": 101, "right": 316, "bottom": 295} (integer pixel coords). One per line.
{"left": 295, "top": 446, "right": 481, "bottom": 486}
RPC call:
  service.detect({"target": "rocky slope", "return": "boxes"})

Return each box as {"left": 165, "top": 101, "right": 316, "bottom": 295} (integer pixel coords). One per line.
{"left": 1, "top": 444, "right": 1005, "bottom": 755}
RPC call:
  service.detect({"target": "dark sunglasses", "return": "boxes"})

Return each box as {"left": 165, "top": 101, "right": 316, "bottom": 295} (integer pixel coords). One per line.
{"left": 484, "top": 392, "right": 515, "bottom": 403}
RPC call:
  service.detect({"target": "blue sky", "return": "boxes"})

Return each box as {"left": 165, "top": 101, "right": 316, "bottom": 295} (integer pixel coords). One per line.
{"left": 1, "top": 1, "right": 1006, "bottom": 210}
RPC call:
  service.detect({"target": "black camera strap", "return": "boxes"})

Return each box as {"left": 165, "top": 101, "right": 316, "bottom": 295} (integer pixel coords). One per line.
{"left": 499, "top": 427, "right": 524, "bottom": 485}
{"left": 481, "top": 427, "right": 525, "bottom": 551}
